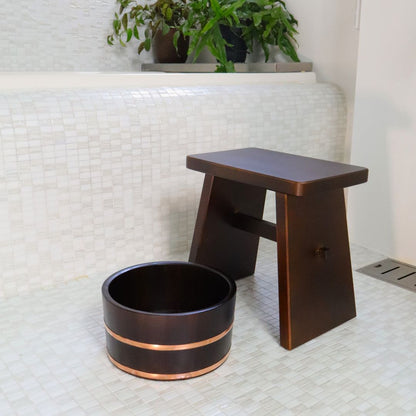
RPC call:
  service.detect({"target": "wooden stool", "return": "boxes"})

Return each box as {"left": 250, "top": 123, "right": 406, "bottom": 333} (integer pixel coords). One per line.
{"left": 187, "top": 148, "right": 368, "bottom": 350}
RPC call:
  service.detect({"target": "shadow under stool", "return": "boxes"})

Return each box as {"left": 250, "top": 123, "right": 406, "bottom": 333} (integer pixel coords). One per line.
{"left": 187, "top": 147, "right": 368, "bottom": 350}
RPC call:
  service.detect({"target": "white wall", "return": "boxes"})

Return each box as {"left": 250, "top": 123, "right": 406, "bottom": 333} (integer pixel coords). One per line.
{"left": 288, "top": 0, "right": 360, "bottom": 159}
{"left": 348, "top": 0, "right": 416, "bottom": 264}
{"left": 0, "top": 0, "right": 150, "bottom": 71}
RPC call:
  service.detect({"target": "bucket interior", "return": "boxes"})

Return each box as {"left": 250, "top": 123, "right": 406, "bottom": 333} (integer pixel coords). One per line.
{"left": 108, "top": 263, "right": 232, "bottom": 314}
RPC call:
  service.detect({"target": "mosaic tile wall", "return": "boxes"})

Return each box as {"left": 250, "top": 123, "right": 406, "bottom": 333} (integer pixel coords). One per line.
{"left": 0, "top": 0, "right": 149, "bottom": 71}
{"left": 0, "top": 83, "right": 346, "bottom": 297}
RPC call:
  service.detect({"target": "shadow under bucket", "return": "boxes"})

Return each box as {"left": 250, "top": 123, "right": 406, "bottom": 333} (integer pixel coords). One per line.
{"left": 102, "top": 261, "right": 236, "bottom": 380}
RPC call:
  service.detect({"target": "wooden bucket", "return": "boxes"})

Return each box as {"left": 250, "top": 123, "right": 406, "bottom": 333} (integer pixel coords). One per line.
{"left": 102, "top": 261, "right": 236, "bottom": 380}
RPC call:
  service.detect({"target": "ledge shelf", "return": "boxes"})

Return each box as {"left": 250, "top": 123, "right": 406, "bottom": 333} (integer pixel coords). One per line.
{"left": 141, "top": 62, "right": 313, "bottom": 73}
{"left": 0, "top": 70, "right": 316, "bottom": 90}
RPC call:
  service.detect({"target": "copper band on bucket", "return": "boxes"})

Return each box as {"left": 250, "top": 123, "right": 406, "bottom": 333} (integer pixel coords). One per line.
{"left": 107, "top": 350, "right": 230, "bottom": 380}
{"left": 104, "top": 322, "right": 233, "bottom": 351}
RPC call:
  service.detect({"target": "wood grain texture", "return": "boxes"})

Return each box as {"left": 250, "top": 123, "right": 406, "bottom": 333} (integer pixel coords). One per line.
{"left": 276, "top": 190, "right": 356, "bottom": 350}
{"left": 189, "top": 175, "right": 266, "bottom": 280}
{"left": 187, "top": 148, "right": 367, "bottom": 349}
{"left": 187, "top": 147, "right": 368, "bottom": 196}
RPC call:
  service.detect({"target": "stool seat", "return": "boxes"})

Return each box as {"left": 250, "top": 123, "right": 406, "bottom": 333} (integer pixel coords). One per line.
{"left": 187, "top": 147, "right": 368, "bottom": 350}
{"left": 187, "top": 147, "right": 368, "bottom": 196}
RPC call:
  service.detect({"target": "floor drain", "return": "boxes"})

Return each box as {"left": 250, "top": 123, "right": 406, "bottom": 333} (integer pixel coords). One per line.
{"left": 357, "top": 259, "right": 416, "bottom": 293}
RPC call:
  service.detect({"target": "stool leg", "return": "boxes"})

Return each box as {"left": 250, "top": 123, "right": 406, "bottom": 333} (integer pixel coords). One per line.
{"left": 189, "top": 175, "right": 266, "bottom": 279}
{"left": 276, "top": 189, "right": 356, "bottom": 350}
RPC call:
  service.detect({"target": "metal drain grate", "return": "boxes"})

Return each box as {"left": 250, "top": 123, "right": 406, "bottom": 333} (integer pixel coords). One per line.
{"left": 357, "top": 258, "right": 416, "bottom": 293}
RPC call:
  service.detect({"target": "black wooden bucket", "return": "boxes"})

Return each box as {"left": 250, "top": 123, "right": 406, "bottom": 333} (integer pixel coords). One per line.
{"left": 102, "top": 261, "right": 236, "bottom": 380}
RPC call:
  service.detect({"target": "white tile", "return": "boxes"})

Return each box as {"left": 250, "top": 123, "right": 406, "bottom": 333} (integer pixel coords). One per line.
{"left": 0, "top": 84, "right": 346, "bottom": 297}
{"left": 2, "top": 242, "right": 414, "bottom": 415}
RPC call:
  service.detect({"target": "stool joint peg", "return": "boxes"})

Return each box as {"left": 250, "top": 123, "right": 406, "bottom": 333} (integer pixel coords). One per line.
{"left": 314, "top": 246, "right": 330, "bottom": 260}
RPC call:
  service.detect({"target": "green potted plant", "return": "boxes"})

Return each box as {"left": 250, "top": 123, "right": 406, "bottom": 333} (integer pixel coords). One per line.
{"left": 239, "top": 0, "right": 299, "bottom": 63}
{"left": 181, "top": 0, "right": 300, "bottom": 72}
{"left": 107, "top": 0, "right": 189, "bottom": 63}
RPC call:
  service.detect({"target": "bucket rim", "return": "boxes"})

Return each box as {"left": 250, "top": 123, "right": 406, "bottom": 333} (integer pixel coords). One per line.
{"left": 102, "top": 261, "right": 236, "bottom": 317}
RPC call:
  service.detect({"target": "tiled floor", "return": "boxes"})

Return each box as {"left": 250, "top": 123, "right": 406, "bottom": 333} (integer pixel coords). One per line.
{"left": 1, "top": 241, "right": 415, "bottom": 415}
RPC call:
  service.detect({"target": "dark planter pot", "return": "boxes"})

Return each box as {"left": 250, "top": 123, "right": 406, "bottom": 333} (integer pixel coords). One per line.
{"left": 102, "top": 261, "right": 236, "bottom": 380}
{"left": 219, "top": 25, "right": 247, "bottom": 63}
{"left": 152, "top": 29, "right": 189, "bottom": 63}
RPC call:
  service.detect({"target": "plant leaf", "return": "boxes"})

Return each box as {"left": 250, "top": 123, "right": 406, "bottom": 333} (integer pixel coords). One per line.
{"left": 173, "top": 30, "right": 180, "bottom": 49}
{"left": 253, "top": 12, "right": 262, "bottom": 27}
{"left": 224, "top": 61, "right": 236, "bottom": 72}
{"left": 210, "top": 0, "right": 222, "bottom": 16}
{"left": 126, "top": 28, "right": 133, "bottom": 42}
{"left": 162, "top": 22, "right": 170, "bottom": 35}
{"left": 122, "top": 14, "right": 128, "bottom": 31}
{"left": 133, "top": 25, "right": 139, "bottom": 40}
{"left": 113, "top": 19, "right": 121, "bottom": 34}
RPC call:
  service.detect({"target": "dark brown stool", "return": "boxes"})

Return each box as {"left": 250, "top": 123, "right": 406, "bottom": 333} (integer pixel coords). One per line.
{"left": 187, "top": 148, "right": 368, "bottom": 350}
